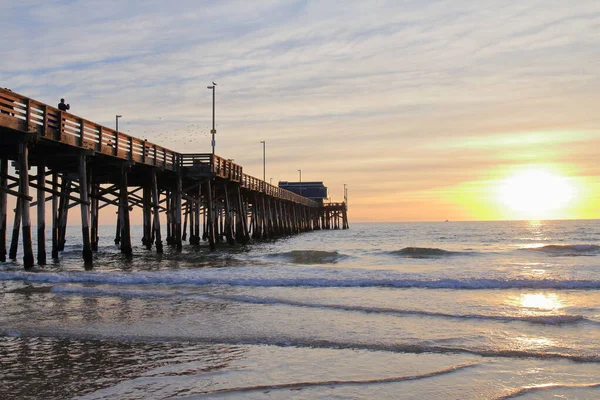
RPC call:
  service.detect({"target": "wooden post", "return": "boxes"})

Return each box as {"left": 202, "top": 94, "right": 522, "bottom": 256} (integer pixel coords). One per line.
{"left": 182, "top": 201, "right": 189, "bottom": 242}
{"left": 165, "top": 190, "right": 172, "bottom": 245}
{"left": 0, "top": 158, "right": 7, "bottom": 262}
{"left": 236, "top": 186, "right": 249, "bottom": 244}
{"left": 90, "top": 183, "right": 100, "bottom": 251}
{"left": 142, "top": 183, "right": 152, "bottom": 250}
{"left": 19, "top": 142, "right": 34, "bottom": 268}
{"left": 263, "top": 196, "right": 271, "bottom": 239}
{"left": 120, "top": 164, "right": 132, "bottom": 255}
{"left": 194, "top": 185, "right": 201, "bottom": 244}
{"left": 342, "top": 203, "right": 349, "bottom": 229}
{"left": 223, "top": 184, "right": 234, "bottom": 245}
{"left": 78, "top": 154, "right": 93, "bottom": 264}
{"left": 57, "top": 177, "right": 71, "bottom": 251}
{"left": 175, "top": 176, "right": 182, "bottom": 251}
{"left": 206, "top": 180, "right": 216, "bottom": 251}
{"left": 36, "top": 160, "right": 47, "bottom": 265}
{"left": 114, "top": 206, "right": 121, "bottom": 245}
{"left": 9, "top": 201, "right": 21, "bottom": 260}
{"left": 151, "top": 169, "right": 163, "bottom": 253}
{"left": 51, "top": 173, "right": 59, "bottom": 258}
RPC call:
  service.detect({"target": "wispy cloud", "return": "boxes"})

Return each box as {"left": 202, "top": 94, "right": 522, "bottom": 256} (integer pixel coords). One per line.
{"left": 2, "top": 0, "right": 599, "bottom": 220}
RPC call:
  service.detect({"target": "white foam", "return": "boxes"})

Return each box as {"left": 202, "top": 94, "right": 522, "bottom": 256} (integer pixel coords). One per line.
{"left": 1, "top": 270, "right": 599, "bottom": 290}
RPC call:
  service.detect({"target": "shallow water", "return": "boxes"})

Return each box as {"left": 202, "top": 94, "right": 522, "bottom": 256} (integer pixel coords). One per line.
{"left": 1, "top": 220, "right": 599, "bottom": 399}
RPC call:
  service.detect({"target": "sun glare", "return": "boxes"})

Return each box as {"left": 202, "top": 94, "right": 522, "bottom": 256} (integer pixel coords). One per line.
{"left": 497, "top": 168, "right": 576, "bottom": 219}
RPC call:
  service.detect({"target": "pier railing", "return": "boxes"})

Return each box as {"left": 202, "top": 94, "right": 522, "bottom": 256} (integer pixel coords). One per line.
{"left": 1, "top": 88, "right": 318, "bottom": 207}
{"left": 180, "top": 154, "right": 317, "bottom": 207}
{"left": 0, "top": 88, "right": 180, "bottom": 170}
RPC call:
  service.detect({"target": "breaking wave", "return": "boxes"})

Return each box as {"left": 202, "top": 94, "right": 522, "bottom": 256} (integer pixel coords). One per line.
{"left": 389, "top": 247, "right": 472, "bottom": 258}
{"left": 499, "top": 382, "right": 600, "bottom": 399}
{"left": 522, "top": 244, "right": 600, "bottom": 256}
{"left": 1, "top": 271, "right": 600, "bottom": 290}
{"left": 198, "top": 362, "right": 479, "bottom": 395}
{"left": 45, "top": 287, "right": 593, "bottom": 326}
{"left": 266, "top": 250, "right": 347, "bottom": 264}
{"left": 2, "top": 328, "right": 599, "bottom": 364}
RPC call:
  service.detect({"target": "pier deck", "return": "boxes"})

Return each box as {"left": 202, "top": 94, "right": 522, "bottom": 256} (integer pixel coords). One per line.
{"left": 0, "top": 88, "right": 348, "bottom": 268}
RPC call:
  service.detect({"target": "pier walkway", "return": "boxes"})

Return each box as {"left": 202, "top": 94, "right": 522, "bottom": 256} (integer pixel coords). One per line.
{"left": 0, "top": 88, "right": 348, "bottom": 268}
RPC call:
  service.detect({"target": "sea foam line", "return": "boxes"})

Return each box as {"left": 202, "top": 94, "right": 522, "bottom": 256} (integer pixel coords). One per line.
{"left": 498, "top": 382, "right": 600, "bottom": 399}
{"left": 46, "top": 287, "right": 592, "bottom": 326}
{"left": 188, "top": 362, "right": 479, "bottom": 397}
{"left": 2, "top": 329, "right": 598, "bottom": 364}
{"left": 2, "top": 271, "right": 600, "bottom": 290}
{"left": 206, "top": 294, "right": 591, "bottom": 326}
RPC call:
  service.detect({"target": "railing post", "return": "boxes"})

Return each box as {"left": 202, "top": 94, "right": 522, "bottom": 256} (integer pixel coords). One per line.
{"left": 79, "top": 118, "right": 85, "bottom": 147}
{"left": 58, "top": 111, "right": 63, "bottom": 141}
{"left": 25, "top": 99, "right": 31, "bottom": 129}
{"left": 41, "top": 105, "right": 48, "bottom": 137}
{"left": 98, "top": 126, "right": 103, "bottom": 152}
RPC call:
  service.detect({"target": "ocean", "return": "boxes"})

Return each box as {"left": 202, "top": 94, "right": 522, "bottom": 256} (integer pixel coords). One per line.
{"left": 1, "top": 220, "right": 599, "bottom": 399}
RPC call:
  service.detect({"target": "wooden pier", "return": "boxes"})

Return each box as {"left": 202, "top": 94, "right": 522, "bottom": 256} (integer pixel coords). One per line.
{"left": 0, "top": 88, "right": 348, "bottom": 269}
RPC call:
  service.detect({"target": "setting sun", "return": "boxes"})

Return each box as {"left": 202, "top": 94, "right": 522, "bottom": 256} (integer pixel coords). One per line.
{"left": 497, "top": 168, "right": 576, "bottom": 219}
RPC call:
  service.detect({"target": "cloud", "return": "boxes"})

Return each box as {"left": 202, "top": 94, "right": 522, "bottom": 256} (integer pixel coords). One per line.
{"left": 2, "top": 0, "right": 599, "bottom": 221}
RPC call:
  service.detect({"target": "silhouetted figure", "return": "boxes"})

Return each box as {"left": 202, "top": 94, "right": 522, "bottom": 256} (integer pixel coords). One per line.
{"left": 58, "top": 98, "right": 70, "bottom": 111}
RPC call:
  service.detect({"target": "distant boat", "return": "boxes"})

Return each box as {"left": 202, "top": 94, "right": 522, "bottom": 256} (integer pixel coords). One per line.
{"left": 445, "top": 219, "right": 449, "bottom": 222}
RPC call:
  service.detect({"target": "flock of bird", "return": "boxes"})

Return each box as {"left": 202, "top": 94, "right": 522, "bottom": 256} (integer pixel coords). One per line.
{"left": 122, "top": 117, "right": 213, "bottom": 150}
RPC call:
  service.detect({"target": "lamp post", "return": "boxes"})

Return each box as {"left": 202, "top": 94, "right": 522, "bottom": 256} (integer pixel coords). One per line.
{"left": 344, "top": 184, "right": 348, "bottom": 205}
{"left": 115, "top": 115, "right": 122, "bottom": 133}
{"left": 207, "top": 82, "right": 217, "bottom": 154}
{"left": 298, "top": 169, "right": 302, "bottom": 197}
{"left": 260, "top": 141, "right": 266, "bottom": 182}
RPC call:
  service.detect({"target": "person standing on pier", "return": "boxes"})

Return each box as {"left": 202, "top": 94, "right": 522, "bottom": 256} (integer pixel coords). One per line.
{"left": 58, "top": 98, "right": 70, "bottom": 111}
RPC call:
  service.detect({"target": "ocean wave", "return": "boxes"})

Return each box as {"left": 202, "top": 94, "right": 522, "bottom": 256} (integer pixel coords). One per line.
{"left": 208, "top": 295, "right": 592, "bottom": 326}
{"left": 45, "top": 288, "right": 593, "bottom": 326}
{"left": 521, "top": 244, "right": 600, "bottom": 256}
{"left": 499, "top": 382, "right": 600, "bottom": 399}
{"left": 389, "top": 247, "right": 472, "bottom": 258}
{"left": 266, "top": 250, "right": 346, "bottom": 264}
{"left": 2, "top": 329, "right": 598, "bottom": 364}
{"left": 196, "top": 362, "right": 478, "bottom": 396}
{"left": 2, "top": 271, "right": 600, "bottom": 290}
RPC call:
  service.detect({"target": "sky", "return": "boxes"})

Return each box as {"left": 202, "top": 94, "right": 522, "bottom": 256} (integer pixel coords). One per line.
{"left": 1, "top": 0, "right": 599, "bottom": 222}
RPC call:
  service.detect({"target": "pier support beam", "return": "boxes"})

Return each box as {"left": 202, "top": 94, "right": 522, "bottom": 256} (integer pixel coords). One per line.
{"left": 119, "top": 164, "right": 132, "bottom": 256}
{"left": 18, "top": 142, "right": 34, "bottom": 268}
{"left": 78, "top": 154, "right": 93, "bottom": 265}
{"left": 9, "top": 201, "right": 21, "bottom": 260}
{"left": 151, "top": 169, "right": 163, "bottom": 253}
{"left": 223, "top": 184, "right": 234, "bottom": 245}
{"left": 142, "top": 183, "right": 152, "bottom": 250}
{"left": 57, "top": 176, "right": 71, "bottom": 252}
{"left": 36, "top": 160, "right": 47, "bottom": 265}
{"left": 90, "top": 183, "right": 99, "bottom": 251}
{"left": 175, "top": 176, "right": 183, "bottom": 251}
{"left": 51, "top": 173, "right": 59, "bottom": 258}
{"left": 0, "top": 158, "right": 7, "bottom": 262}
{"left": 236, "top": 187, "right": 249, "bottom": 244}
{"left": 205, "top": 180, "right": 216, "bottom": 251}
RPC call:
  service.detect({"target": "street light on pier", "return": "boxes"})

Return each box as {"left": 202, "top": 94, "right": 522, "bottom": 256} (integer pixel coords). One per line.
{"left": 298, "top": 169, "right": 302, "bottom": 197}
{"left": 260, "top": 141, "right": 266, "bottom": 182}
{"left": 207, "top": 82, "right": 217, "bottom": 155}
{"left": 344, "top": 184, "right": 348, "bottom": 205}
